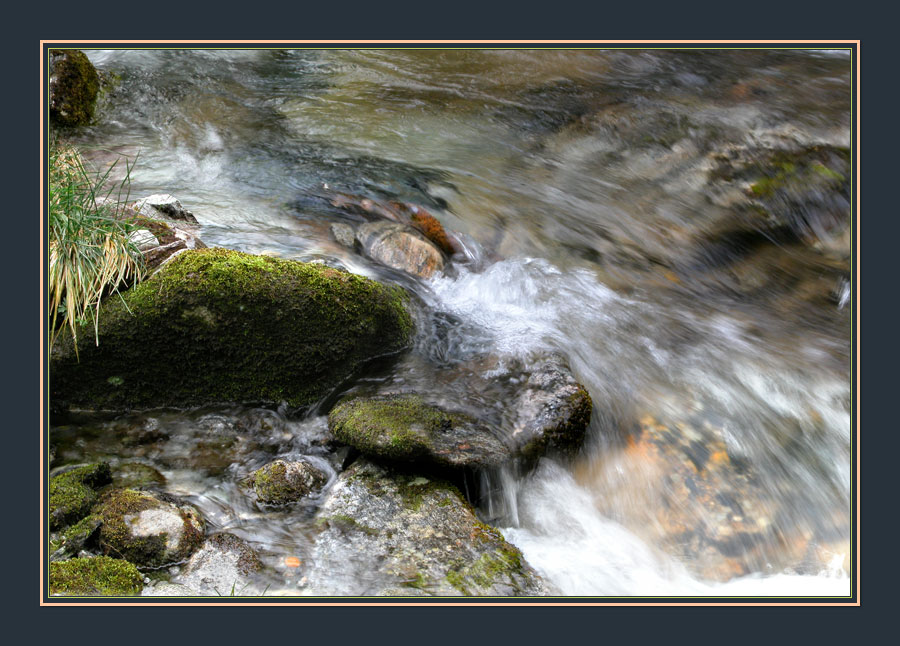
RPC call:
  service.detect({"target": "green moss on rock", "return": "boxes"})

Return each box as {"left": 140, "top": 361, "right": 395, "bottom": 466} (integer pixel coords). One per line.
{"left": 444, "top": 545, "right": 527, "bottom": 596}
{"left": 95, "top": 489, "right": 205, "bottom": 568}
{"left": 49, "top": 556, "right": 143, "bottom": 596}
{"left": 49, "top": 50, "right": 100, "bottom": 126}
{"left": 52, "top": 514, "right": 103, "bottom": 559}
{"left": 328, "top": 394, "right": 509, "bottom": 468}
{"left": 330, "top": 394, "right": 448, "bottom": 461}
{"left": 50, "top": 248, "right": 414, "bottom": 410}
{"left": 247, "top": 459, "right": 327, "bottom": 504}
{"left": 49, "top": 463, "right": 112, "bottom": 531}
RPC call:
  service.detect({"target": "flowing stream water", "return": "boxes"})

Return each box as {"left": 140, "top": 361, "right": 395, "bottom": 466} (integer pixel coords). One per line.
{"left": 52, "top": 49, "right": 852, "bottom": 596}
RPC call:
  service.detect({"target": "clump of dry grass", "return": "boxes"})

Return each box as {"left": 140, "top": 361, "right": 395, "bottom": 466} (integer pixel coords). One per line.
{"left": 49, "top": 141, "right": 145, "bottom": 353}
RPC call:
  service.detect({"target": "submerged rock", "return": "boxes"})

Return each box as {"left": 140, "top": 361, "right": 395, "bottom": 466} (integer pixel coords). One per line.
{"left": 50, "top": 556, "right": 143, "bottom": 596}
{"left": 141, "top": 581, "right": 196, "bottom": 597}
{"left": 49, "top": 50, "right": 100, "bottom": 126}
{"left": 306, "top": 458, "right": 547, "bottom": 596}
{"left": 356, "top": 221, "right": 445, "bottom": 278}
{"left": 50, "top": 248, "right": 414, "bottom": 410}
{"left": 330, "top": 222, "right": 357, "bottom": 248}
{"left": 328, "top": 394, "right": 510, "bottom": 469}
{"left": 110, "top": 462, "right": 166, "bottom": 490}
{"left": 576, "top": 405, "right": 849, "bottom": 582}
{"left": 49, "top": 463, "right": 112, "bottom": 531}
{"left": 246, "top": 459, "right": 328, "bottom": 504}
{"left": 94, "top": 489, "right": 205, "bottom": 568}
{"left": 170, "top": 533, "right": 266, "bottom": 596}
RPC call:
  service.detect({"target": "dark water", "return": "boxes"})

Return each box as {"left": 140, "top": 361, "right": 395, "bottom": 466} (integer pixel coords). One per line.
{"left": 53, "top": 49, "right": 852, "bottom": 595}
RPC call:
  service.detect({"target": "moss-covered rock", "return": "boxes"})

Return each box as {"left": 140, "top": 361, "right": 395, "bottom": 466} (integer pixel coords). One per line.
{"left": 49, "top": 463, "right": 112, "bottom": 531}
{"left": 49, "top": 50, "right": 100, "bottom": 126}
{"left": 50, "top": 248, "right": 414, "bottom": 410}
{"left": 306, "top": 458, "right": 548, "bottom": 596}
{"left": 328, "top": 394, "right": 510, "bottom": 469}
{"left": 50, "top": 514, "right": 103, "bottom": 561}
{"left": 94, "top": 489, "right": 204, "bottom": 568}
{"left": 246, "top": 459, "right": 328, "bottom": 504}
{"left": 49, "top": 556, "right": 143, "bottom": 596}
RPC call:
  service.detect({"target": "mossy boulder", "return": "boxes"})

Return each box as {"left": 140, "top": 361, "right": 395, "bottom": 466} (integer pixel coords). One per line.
{"left": 328, "top": 394, "right": 510, "bottom": 469}
{"left": 94, "top": 489, "right": 204, "bottom": 568}
{"left": 49, "top": 556, "right": 143, "bottom": 596}
{"left": 246, "top": 459, "right": 328, "bottom": 504}
{"left": 49, "top": 50, "right": 100, "bottom": 126}
{"left": 50, "top": 514, "right": 103, "bottom": 562}
{"left": 306, "top": 458, "right": 548, "bottom": 596}
{"left": 49, "top": 463, "right": 112, "bottom": 531}
{"left": 50, "top": 248, "right": 414, "bottom": 410}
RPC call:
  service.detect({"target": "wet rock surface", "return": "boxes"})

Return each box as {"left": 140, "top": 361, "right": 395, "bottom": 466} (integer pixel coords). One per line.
{"left": 356, "top": 353, "right": 594, "bottom": 464}
{"left": 329, "top": 394, "right": 510, "bottom": 469}
{"left": 170, "top": 533, "right": 266, "bottom": 596}
{"left": 305, "top": 458, "right": 548, "bottom": 596}
{"left": 507, "top": 356, "right": 593, "bottom": 460}
{"left": 356, "top": 221, "right": 446, "bottom": 279}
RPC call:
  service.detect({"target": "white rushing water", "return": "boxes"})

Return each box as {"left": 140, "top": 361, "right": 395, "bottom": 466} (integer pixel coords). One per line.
{"left": 428, "top": 258, "right": 851, "bottom": 596}
{"left": 501, "top": 462, "right": 848, "bottom": 597}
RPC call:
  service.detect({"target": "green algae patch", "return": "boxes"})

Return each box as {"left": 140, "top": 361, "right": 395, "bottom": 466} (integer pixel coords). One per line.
{"left": 50, "top": 248, "right": 414, "bottom": 410}
{"left": 49, "top": 463, "right": 112, "bottom": 531}
{"left": 50, "top": 556, "right": 143, "bottom": 596}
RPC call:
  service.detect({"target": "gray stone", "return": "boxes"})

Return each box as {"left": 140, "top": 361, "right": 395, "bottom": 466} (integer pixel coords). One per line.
{"left": 305, "top": 458, "right": 548, "bottom": 596}
{"left": 508, "top": 356, "right": 593, "bottom": 460}
{"left": 328, "top": 394, "right": 510, "bottom": 469}
{"left": 128, "top": 229, "right": 160, "bottom": 251}
{"left": 172, "top": 533, "right": 266, "bottom": 596}
{"left": 133, "top": 194, "right": 198, "bottom": 224}
{"left": 142, "top": 582, "right": 197, "bottom": 597}
{"left": 331, "top": 222, "right": 357, "bottom": 248}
